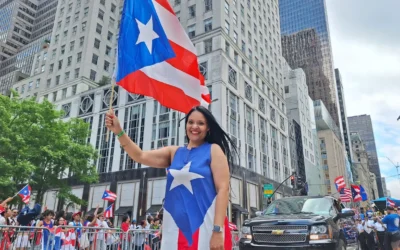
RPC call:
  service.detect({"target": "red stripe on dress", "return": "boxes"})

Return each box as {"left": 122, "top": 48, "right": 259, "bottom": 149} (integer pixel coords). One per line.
{"left": 224, "top": 217, "right": 233, "bottom": 250}
{"left": 118, "top": 70, "right": 200, "bottom": 114}
{"left": 166, "top": 41, "right": 201, "bottom": 81}
{"left": 178, "top": 228, "right": 200, "bottom": 250}
{"left": 154, "top": 0, "right": 175, "bottom": 15}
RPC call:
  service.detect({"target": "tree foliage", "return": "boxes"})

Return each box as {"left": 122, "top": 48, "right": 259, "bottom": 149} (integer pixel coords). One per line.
{"left": 98, "top": 76, "right": 111, "bottom": 86}
{"left": 0, "top": 95, "right": 98, "bottom": 206}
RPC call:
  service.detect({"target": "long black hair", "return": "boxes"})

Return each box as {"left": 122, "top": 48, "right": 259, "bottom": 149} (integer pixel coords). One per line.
{"left": 185, "top": 106, "right": 238, "bottom": 169}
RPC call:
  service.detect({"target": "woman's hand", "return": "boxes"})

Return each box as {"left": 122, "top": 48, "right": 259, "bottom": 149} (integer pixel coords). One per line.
{"left": 210, "top": 232, "right": 224, "bottom": 250}
{"left": 105, "top": 110, "right": 123, "bottom": 135}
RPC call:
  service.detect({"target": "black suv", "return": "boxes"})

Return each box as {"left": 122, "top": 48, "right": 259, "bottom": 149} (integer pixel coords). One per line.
{"left": 239, "top": 196, "right": 356, "bottom": 250}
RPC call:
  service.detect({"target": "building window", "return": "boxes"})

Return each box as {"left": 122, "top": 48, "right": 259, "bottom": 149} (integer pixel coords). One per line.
{"left": 107, "top": 31, "right": 113, "bottom": 41}
{"left": 111, "top": 3, "right": 116, "bottom": 13}
{"left": 74, "top": 68, "right": 79, "bottom": 79}
{"left": 61, "top": 45, "right": 65, "bottom": 55}
{"left": 96, "top": 23, "right": 102, "bottom": 34}
{"left": 92, "top": 54, "right": 98, "bottom": 65}
{"left": 224, "top": 0, "right": 229, "bottom": 15}
{"left": 77, "top": 52, "right": 82, "bottom": 62}
{"left": 188, "top": 5, "right": 196, "bottom": 18}
{"left": 204, "top": 39, "right": 212, "bottom": 53}
{"left": 233, "top": 31, "right": 238, "bottom": 44}
{"left": 204, "top": 18, "right": 212, "bottom": 32}
{"left": 67, "top": 56, "right": 72, "bottom": 66}
{"left": 47, "top": 79, "right": 51, "bottom": 88}
{"left": 98, "top": 9, "right": 104, "bottom": 20}
{"left": 58, "top": 60, "right": 63, "bottom": 70}
{"left": 187, "top": 25, "right": 195, "bottom": 38}
{"left": 105, "top": 46, "right": 111, "bottom": 56}
{"left": 49, "top": 64, "right": 54, "bottom": 73}
{"left": 100, "top": 0, "right": 105, "bottom": 5}
{"left": 84, "top": 7, "right": 89, "bottom": 17}
{"left": 284, "top": 86, "right": 289, "bottom": 93}
{"left": 199, "top": 61, "right": 208, "bottom": 80}
{"left": 56, "top": 75, "right": 60, "bottom": 85}
{"left": 90, "top": 70, "right": 96, "bottom": 81}
{"left": 70, "top": 41, "right": 75, "bottom": 51}
{"left": 259, "top": 96, "right": 265, "bottom": 113}
{"left": 225, "top": 41, "right": 230, "bottom": 55}
{"left": 80, "top": 36, "right": 84, "bottom": 46}
{"left": 65, "top": 71, "right": 70, "bottom": 82}
{"left": 94, "top": 38, "right": 100, "bottom": 49}
{"left": 245, "top": 82, "right": 252, "bottom": 102}
{"left": 81, "top": 21, "right": 86, "bottom": 32}
{"left": 224, "top": 21, "right": 230, "bottom": 34}
{"left": 41, "top": 65, "right": 45, "bottom": 72}
{"left": 104, "top": 60, "right": 110, "bottom": 72}
{"left": 205, "top": 0, "right": 212, "bottom": 11}
{"left": 72, "top": 84, "right": 77, "bottom": 95}
{"left": 233, "top": 12, "right": 237, "bottom": 26}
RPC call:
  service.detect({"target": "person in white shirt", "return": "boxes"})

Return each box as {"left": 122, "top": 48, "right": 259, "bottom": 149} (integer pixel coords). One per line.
{"left": 374, "top": 217, "right": 385, "bottom": 250}
{"left": 363, "top": 216, "right": 375, "bottom": 250}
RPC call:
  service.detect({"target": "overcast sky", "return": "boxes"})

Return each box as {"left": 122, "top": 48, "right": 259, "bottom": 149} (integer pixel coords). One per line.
{"left": 326, "top": 0, "right": 400, "bottom": 198}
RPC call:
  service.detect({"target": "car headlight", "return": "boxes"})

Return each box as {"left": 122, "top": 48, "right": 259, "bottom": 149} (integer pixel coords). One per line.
{"left": 310, "top": 225, "right": 327, "bottom": 234}
{"left": 241, "top": 226, "right": 252, "bottom": 240}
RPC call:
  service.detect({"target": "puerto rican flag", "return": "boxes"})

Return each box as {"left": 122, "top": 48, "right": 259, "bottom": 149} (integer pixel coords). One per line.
{"left": 104, "top": 203, "right": 114, "bottom": 218}
{"left": 18, "top": 184, "right": 31, "bottom": 204}
{"left": 102, "top": 190, "right": 117, "bottom": 202}
{"left": 351, "top": 185, "right": 362, "bottom": 202}
{"left": 334, "top": 176, "right": 346, "bottom": 192}
{"left": 387, "top": 198, "right": 395, "bottom": 207}
{"left": 161, "top": 160, "right": 232, "bottom": 250}
{"left": 116, "top": 0, "right": 210, "bottom": 114}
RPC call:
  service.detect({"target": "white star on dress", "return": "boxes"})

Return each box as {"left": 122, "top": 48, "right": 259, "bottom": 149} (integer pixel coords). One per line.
{"left": 169, "top": 161, "right": 204, "bottom": 194}
{"left": 135, "top": 16, "right": 159, "bottom": 53}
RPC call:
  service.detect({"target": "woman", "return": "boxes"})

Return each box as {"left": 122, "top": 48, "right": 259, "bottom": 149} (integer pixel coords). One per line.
{"left": 106, "top": 106, "right": 236, "bottom": 250}
{"left": 120, "top": 216, "right": 130, "bottom": 250}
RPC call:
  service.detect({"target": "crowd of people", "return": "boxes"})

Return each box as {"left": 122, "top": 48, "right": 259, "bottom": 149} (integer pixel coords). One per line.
{"left": 356, "top": 206, "right": 400, "bottom": 250}
{"left": 0, "top": 198, "right": 163, "bottom": 250}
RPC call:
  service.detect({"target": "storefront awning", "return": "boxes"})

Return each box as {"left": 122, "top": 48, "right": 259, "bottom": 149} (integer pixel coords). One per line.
{"left": 114, "top": 207, "right": 132, "bottom": 216}
{"left": 146, "top": 205, "right": 163, "bottom": 215}
{"left": 232, "top": 204, "right": 248, "bottom": 215}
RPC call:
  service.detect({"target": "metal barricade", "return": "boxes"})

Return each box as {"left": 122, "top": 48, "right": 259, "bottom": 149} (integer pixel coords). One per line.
{"left": 1, "top": 226, "right": 241, "bottom": 250}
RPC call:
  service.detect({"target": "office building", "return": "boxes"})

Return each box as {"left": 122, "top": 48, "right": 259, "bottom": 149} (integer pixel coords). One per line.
{"left": 0, "top": 0, "right": 58, "bottom": 95}
{"left": 335, "top": 68, "right": 352, "bottom": 163}
{"left": 381, "top": 177, "right": 388, "bottom": 197}
{"left": 14, "top": 0, "right": 292, "bottom": 227}
{"left": 348, "top": 115, "right": 383, "bottom": 197}
{"left": 283, "top": 62, "right": 324, "bottom": 195}
{"left": 314, "top": 100, "right": 347, "bottom": 194}
{"left": 279, "top": 0, "right": 341, "bottom": 129}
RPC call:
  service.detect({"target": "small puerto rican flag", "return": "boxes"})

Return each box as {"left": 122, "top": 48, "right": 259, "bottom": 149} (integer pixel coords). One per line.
{"left": 387, "top": 198, "right": 395, "bottom": 207}
{"left": 18, "top": 184, "right": 31, "bottom": 204}
{"left": 104, "top": 203, "right": 114, "bottom": 218}
{"left": 102, "top": 190, "right": 117, "bottom": 202}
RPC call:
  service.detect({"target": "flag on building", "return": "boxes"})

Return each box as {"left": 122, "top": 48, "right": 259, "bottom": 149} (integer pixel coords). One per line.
{"left": 351, "top": 185, "right": 362, "bottom": 202}
{"left": 387, "top": 198, "right": 395, "bottom": 207}
{"left": 334, "top": 176, "right": 346, "bottom": 192}
{"left": 339, "top": 188, "right": 352, "bottom": 202}
{"left": 102, "top": 190, "right": 117, "bottom": 202}
{"left": 359, "top": 185, "right": 368, "bottom": 201}
{"left": 104, "top": 203, "right": 114, "bottom": 218}
{"left": 116, "top": 0, "right": 210, "bottom": 114}
{"left": 18, "top": 184, "right": 31, "bottom": 204}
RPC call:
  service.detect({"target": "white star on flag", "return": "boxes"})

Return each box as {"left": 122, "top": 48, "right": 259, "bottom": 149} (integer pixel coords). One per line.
{"left": 135, "top": 16, "right": 159, "bottom": 53}
{"left": 169, "top": 161, "right": 204, "bottom": 194}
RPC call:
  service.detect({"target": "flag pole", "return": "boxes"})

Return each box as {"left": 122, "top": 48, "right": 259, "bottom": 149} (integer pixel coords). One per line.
{"left": 106, "top": 80, "right": 115, "bottom": 143}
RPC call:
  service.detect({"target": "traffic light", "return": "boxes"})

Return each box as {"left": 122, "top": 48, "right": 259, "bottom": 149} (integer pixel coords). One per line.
{"left": 290, "top": 175, "right": 295, "bottom": 186}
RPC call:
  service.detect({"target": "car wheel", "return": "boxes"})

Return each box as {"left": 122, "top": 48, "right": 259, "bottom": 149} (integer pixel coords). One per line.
{"left": 336, "top": 239, "right": 346, "bottom": 250}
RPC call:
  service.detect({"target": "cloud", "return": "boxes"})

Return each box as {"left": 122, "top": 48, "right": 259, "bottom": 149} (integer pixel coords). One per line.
{"left": 326, "top": 1, "right": 400, "bottom": 197}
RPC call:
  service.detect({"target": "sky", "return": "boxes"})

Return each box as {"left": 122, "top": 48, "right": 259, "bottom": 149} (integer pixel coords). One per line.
{"left": 326, "top": 0, "right": 400, "bottom": 198}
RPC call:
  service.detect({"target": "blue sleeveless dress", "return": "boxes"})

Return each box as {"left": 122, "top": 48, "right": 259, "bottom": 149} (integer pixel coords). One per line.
{"left": 161, "top": 143, "right": 231, "bottom": 250}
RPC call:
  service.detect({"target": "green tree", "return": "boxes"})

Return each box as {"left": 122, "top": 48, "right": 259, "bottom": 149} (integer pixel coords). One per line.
{"left": 0, "top": 95, "right": 98, "bottom": 206}
{"left": 98, "top": 76, "right": 111, "bottom": 86}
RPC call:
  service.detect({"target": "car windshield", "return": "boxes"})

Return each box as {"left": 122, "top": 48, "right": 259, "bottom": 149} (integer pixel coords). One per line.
{"left": 264, "top": 197, "right": 333, "bottom": 216}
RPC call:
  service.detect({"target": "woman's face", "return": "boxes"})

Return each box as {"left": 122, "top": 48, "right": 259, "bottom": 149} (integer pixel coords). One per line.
{"left": 186, "top": 111, "right": 209, "bottom": 143}
{"left": 58, "top": 217, "right": 66, "bottom": 225}
{"left": 5, "top": 209, "right": 12, "bottom": 218}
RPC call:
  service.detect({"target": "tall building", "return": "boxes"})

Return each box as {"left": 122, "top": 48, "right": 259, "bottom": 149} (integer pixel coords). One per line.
{"left": 348, "top": 115, "right": 383, "bottom": 197}
{"left": 350, "top": 132, "right": 376, "bottom": 202}
{"left": 13, "top": 0, "right": 293, "bottom": 227}
{"left": 381, "top": 177, "right": 388, "bottom": 197}
{"left": 283, "top": 62, "right": 324, "bottom": 195}
{"left": 279, "top": 0, "right": 341, "bottom": 129}
{"left": 335, "top": 68, "right": 352, "bottom": 163}
{"left": 314, "top": 100, "right": 347, "bottom": 194}
{"left": 0, "top": 0, "right": 58, "bottom": 95}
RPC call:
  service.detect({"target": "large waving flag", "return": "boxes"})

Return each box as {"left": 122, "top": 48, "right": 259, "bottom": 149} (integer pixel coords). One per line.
{"left": 116, "top": 0, "right": 210, "bottom": 113}
{"left": 102, "top": 190, "right": 117, "bottom": 202}
{"left": 18, "top": 184, "right": 31, "bottom": 204}
{"left": 334, "top": 176, "right": 346, "bottom": 192}
{"left": 351, "top": 185, "right": 362, "bottom": 202}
